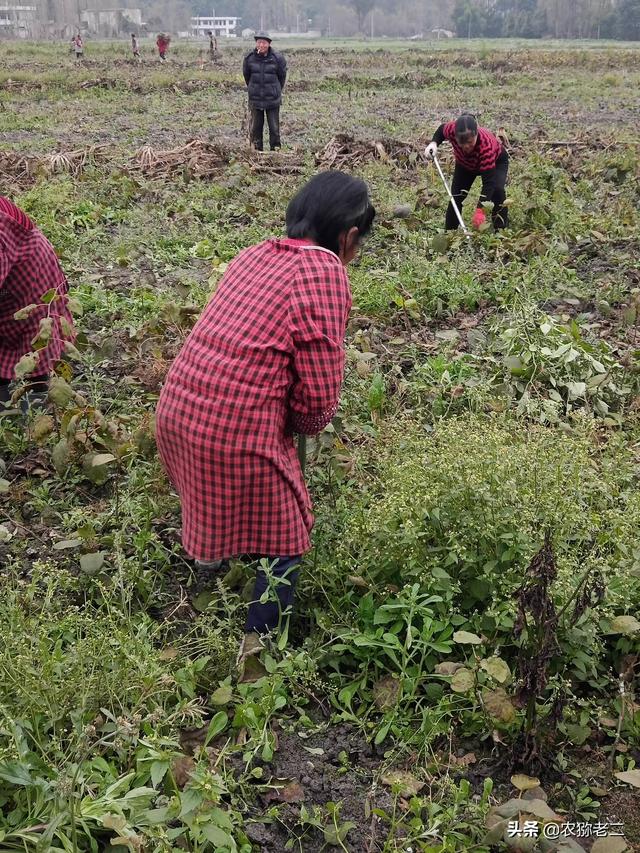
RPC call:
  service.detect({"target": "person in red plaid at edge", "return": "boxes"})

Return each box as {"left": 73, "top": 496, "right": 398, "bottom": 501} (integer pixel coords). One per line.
{"left": 0, "top": 197, "right": 75, "bottom": 413}
{"left": 156, "top": 172, "right": 375, "bottom": 670}
{"left": 425, "top": 113, "right": 509, "bottom": 232}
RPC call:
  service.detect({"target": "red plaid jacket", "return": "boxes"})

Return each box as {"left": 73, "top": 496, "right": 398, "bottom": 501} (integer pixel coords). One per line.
{"left": 155, "top": 237, "right": 352, "bottom": 561}
{"left": 0, "top": 197, "right": 74, "bottom": 380}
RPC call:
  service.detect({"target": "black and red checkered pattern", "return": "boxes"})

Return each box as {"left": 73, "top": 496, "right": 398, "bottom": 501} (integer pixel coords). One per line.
{"left": 156, "top": 237, "right": 351, "bottom": 562}
{"left": 0, "top": 197, "right": 75, "bottom": 380}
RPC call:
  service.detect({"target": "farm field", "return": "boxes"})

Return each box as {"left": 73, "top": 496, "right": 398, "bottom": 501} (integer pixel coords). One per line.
{"left": 0, "top": 37, "right": 639, "bottom": 853}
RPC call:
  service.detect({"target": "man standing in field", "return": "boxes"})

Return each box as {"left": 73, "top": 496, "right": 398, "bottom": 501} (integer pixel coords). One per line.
{"left": 207, "top": 30, "right": 217, "bottom": 61}
{"left": 242, "top": 32, "right": 287, "bottom": 152}
{"left": 131, "top": 33, "right": 140, "bottom": 60}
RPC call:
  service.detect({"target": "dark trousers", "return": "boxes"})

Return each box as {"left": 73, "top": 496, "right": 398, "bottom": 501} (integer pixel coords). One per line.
{"left": 199, "top": 554, "right": 300, "bottom": 634}
{"left": 250, "top": 107, "right": 281, "bottom": 151}
{"left": 245, "top": 555, "right": 300, "bottom": 634}
{"left": 446, "top": 150, "right": 509, "bottom": 231}
{"left": 0, "top": 374, "right": 48, "bottom": 404}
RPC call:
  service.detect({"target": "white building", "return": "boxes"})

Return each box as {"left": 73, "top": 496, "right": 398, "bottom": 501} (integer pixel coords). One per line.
{"left": 431, "top": 27, "right": 455, "bottom": 39}
{"left": 191, "top": 13, "right": 240, "bottom": 38}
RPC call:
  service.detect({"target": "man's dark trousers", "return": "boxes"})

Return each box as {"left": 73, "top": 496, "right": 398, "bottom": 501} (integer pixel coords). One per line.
{"left": 250, "top": 106, "right": 281, "bottom": 151}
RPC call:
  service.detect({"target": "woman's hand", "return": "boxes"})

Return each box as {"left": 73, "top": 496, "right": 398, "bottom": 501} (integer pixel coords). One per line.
{"left": 424, "top": 141, "right": 438, "bottom": 160}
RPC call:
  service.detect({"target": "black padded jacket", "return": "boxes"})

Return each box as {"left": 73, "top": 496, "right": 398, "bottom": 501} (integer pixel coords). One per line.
{"left": 242, "top": 48, "right": 287, "bottom": 110}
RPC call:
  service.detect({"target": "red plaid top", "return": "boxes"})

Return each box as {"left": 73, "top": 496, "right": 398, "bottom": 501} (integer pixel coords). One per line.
{"left": 436, "top": 122, "right": 503, "bottom": 172}
{"left": 155, "top": 237, "right": 352, "bottom": 562}
{"left": 0, "top": 197, "right": 74, "bottom": 380}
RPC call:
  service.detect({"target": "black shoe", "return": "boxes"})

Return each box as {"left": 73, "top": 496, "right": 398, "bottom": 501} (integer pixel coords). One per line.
{"left": 194, "top": 558, "right": 230, "bottom": 575}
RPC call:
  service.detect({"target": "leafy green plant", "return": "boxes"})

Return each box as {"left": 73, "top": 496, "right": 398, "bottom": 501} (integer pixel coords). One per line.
{"left": 409, "top": 352, "right": 486, "bottom": 419}
{"left": 483, "top": 302, "right": 631, "bottom": 423}
{"left": 325, "top": 414, "right": 639, "bottom": 616}
{"left": 374, "top": 777, "right": 494, "bottom": 852}
{"left": 294, "top": 801, "right": 356, "bottom": 852}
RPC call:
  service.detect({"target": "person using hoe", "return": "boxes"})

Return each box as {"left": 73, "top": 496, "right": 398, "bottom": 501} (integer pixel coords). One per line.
{"left": 155, "top": 172, "right": 375, "bottom": 666}
{"left": 425, "top": 113, "right": 509, "bottom": 231}
{"left": 242, "top": 31, "right": 287, "bottom": 151}
{"left": 0, "top": 197, "right": 75, "bottom": 412}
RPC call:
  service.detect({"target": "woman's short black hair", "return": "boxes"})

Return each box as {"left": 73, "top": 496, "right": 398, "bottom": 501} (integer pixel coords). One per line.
{"left": 286, "top": 171, "right": 375, "bottom": 256}
{"left": 455, "top": 113, "right": 478, "bottom": 141}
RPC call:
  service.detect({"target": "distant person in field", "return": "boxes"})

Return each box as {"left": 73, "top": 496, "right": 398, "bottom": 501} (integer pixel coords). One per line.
{"left": 72, "top": 34, "right": 84, "bottom": 61}
{"left": 155, "top": 172, "right": 375, "bottom": 659}
{"left": 425, "top": 113, "right": 509, "bottom": 231}
{"left": 207, "top": 30, "right": 217, "bottom": 61}
{"left": 0, "top": 198, "right": 75, "bottom": 412}
{"left": 243, "top": 31, "right": 287, "bottom": 151}
{"left": 156, "top": 33, "right": 170, "bottom": 61}
{"left": 131, "top": 33, "right": 140, "bottom": 60}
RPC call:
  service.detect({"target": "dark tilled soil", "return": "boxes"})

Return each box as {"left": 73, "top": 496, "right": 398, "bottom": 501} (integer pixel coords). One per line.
{"left": 243, "top": 723, "right": 395, "bottom": 853}
{"left": 601, "top": 789, "right": 640, "bottom": 850}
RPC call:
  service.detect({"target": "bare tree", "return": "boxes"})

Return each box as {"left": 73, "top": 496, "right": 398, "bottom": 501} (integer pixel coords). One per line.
{"left": 348, "top": 0, "right": 376, "bottom": 33}
{"left": 538, "top": 0, "right": 615, "bottom": 37}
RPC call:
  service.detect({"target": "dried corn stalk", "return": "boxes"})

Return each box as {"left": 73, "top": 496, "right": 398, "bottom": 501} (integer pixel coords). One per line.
{"left": 315, "top": 134, "right": 422, "bottom": 170}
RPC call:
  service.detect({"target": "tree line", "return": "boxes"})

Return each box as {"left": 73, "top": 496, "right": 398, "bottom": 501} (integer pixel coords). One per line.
{"left": 452, "top": 0, "right": 640, "bottom": 40}
{"left": 200, "top": 0, "right": 639, "bottom": 39}
{"left": 39, "top": 0, "right": 640, "bottom": 40}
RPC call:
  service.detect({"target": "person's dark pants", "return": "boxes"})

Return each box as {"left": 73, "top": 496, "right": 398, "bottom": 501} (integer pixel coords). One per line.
{"left": 0, "top": 374, "right": 48, "bottom": 405}
{"left": 196, "top": 554, "right": 300, "bottom": 635}
{"left": 246, "top": 555, "right": 300, "bottom": 634}
{"left": 445, "top": 149, "right": 509, "bottom": 231}
{"left": 250, "top": 107, "right": 281, "bottom": 151}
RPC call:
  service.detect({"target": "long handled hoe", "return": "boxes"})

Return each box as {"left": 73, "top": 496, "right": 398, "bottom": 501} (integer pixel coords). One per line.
{"left": 431, "top": 152, "right": 472, "bottom": 242}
